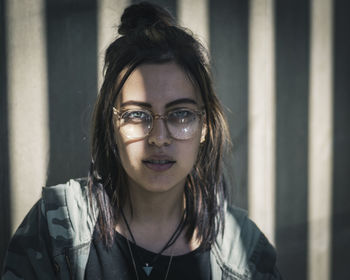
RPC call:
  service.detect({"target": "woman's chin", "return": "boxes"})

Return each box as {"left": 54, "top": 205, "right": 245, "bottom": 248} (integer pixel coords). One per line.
{"left": 129, "top": 177, "right": 186, "bottom": 195}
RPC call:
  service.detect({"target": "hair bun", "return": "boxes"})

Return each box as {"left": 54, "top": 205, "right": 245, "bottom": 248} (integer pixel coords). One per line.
{"left": 118, "top": 2, "right": 176, "bottom": 36}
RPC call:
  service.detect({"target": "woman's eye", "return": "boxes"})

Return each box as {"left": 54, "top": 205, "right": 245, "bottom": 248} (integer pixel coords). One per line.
{"left": 169, "top": 110, "right": 196, "bottom": 124}
{"left": 123, "top": 111, "right": 150, "bottom": 123}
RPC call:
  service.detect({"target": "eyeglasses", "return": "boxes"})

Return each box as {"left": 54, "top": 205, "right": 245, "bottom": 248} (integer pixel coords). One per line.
{"left": 113, "top": 107, "right": 205, "bottom": 140}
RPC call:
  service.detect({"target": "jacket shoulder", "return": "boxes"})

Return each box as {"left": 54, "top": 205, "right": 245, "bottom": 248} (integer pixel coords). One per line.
{"left": 2, "top": 178, "right": 98, "bottom": 279}
{"left": 2, "top": 200, "right": 56, "bottom": 279}
{"left": 41, "top": 178, "right": 97, "bottom": 253}
{"left": 212, "top": 205, "right": 281, "bottom": 279}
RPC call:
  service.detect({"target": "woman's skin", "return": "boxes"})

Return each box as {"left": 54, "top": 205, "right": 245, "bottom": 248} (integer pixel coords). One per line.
{"left": 115, "top": 62, "right": 204, "bottom": 255}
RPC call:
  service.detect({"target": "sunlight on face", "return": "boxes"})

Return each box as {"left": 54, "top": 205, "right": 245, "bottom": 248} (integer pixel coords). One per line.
{"left": 114, "top": 62, "right": 204, "bottom": 195}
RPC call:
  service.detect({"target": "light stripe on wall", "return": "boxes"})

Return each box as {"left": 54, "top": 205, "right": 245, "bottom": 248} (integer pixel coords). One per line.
{"left": 97, "top": 0, "right": 129, "bottom": 90}
{"left": 308, "top": 0, "right": 333, "bottom": 279}
{"left": 177, "top": 0, "right": 209, "bottom": 50}
{"left": 248, "top": 0, "right": 276, "bottom": 244}
{"left": 6, "top": 0, "right": 49, "bottom": 232}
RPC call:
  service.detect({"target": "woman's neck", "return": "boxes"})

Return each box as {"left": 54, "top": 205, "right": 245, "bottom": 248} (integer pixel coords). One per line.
{"left": 124, "top": 178, "right": 186, "bottom": 225}
{"left": 116, "top": 180, "right": 193, "bottom": 254}
{"left": 129, "top": 195, "right": 184, "bottom": 226}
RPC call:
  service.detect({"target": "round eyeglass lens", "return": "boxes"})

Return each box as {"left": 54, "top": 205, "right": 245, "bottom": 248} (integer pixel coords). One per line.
{"left": 119, "top": 110, "right": 152, "bottom": 139}
{"left": 166, "top": 110, "right": 200, "bottom": 140}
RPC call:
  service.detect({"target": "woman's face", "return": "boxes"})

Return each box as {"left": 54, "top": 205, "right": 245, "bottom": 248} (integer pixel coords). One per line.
{"left": 114, "top": 62, "right": 205, "bottom": 195}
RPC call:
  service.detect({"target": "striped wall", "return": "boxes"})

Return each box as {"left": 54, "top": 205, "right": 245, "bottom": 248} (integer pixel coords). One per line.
{"left": 1, "top": 0, "right": 349, "bottom": 279}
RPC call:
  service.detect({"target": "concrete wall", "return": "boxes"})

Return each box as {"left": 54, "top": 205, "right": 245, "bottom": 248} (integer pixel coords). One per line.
{"left": 1, "top": 0, "right": 349, "bottom": 279}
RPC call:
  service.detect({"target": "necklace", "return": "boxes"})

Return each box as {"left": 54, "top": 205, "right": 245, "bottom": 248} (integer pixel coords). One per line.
{"left": 121, "top": 209, "right": 186, "bottom": 278}
{"left": 126, "top": 237, "right": 173, "bottom": 280}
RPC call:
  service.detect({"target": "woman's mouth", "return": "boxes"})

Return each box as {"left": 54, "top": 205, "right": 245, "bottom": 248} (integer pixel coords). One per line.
{"left": 142, "top": 159, "right": 176, "bottom": 172}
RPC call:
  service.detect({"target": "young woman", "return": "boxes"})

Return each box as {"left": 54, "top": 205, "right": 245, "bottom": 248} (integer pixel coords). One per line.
{"left": 2, "top": 2, "right": 282, "bottom": 279}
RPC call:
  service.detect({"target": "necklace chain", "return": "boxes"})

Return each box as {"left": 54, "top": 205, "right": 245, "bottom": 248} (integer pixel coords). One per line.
{"left": 121, "top": 209, "right": 186, "bottom": 278}
{"left": 126, "top": 238, "right": 173, "bottom": 280}
{"left": 126, "top": 238, "right": 139, "bottom": 280}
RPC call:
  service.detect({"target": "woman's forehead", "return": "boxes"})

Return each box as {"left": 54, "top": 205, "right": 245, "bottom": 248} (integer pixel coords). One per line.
{"left": 116, "top": 62, "right": 202, "bottom": 107}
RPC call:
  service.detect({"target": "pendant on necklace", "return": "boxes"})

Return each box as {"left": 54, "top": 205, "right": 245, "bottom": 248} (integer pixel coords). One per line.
{"left": 143, "top": 263, "right": 153, "bottom": 276}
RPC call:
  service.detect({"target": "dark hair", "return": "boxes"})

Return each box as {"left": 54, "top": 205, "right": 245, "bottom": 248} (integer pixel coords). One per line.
{"left": 88, "top": 1, "right": 231, "bottom": 249}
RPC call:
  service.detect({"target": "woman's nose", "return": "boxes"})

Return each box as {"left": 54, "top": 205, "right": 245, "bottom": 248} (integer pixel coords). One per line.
{"left": 148, "top": 118, "right": 172, "bottom": 147}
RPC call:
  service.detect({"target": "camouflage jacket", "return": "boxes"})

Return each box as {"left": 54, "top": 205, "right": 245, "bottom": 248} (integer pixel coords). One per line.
{"left": 2, "top": 178, "right": 281, "bottom": 280}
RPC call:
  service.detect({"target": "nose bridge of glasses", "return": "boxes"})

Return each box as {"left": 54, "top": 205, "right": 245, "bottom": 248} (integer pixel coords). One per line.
{"left": 149, "top": 113, "right": 171, "bottom": 140}
{"left": 153, "top": 113, "right": 167, "bottom": 121}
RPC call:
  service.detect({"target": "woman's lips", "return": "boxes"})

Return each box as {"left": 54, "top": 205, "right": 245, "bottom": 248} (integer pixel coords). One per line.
{"left": 142, "top": 159, "right": 176, "bottom": 172}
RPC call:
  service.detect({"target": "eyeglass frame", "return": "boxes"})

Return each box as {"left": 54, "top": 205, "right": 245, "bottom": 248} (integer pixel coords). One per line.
{"left": 112, "top": 106, "right": 206, "bottom": 140}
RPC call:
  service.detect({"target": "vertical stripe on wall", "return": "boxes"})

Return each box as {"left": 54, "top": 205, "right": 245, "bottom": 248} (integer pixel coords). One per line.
{"left": 248, "top": 0, "right": 276, "bottom": 244}
{"left": 332, "top": 0, "right": 350, "bottom": 278}
{"left": 209, "top": 0, "right": 249, "bottom": 210}
{"left": 0, "top": 0, "right": 11, "bottom": 267}
{"left": 308, "top": 0, "right": 333, "bottom": 279}
{"left": 45, "top": 0, "right": 97, "bottom": 186}
{"left": 6, "top": 0, "right": 49, "bottom": 232}
{"left": 97, "top": 0, "right": 129, "bottom": 90}
{"left": 274, "top": 0, "right": 310, "bottom": 278}
{"left": 177, "top": 0, "right": 209, "bottom": 49}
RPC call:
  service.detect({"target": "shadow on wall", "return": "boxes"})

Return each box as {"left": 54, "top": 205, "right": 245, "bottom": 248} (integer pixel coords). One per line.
{"left": 45, "top": 0, "right": 98, "bottom": 186}
{"left": 0, "top": 0, "right": 11, "bottom": 269}
{"left": 209, "top": 0, "right": 249, "bottom": 210}
{"left": 131, "top": 0, "right": 177, "bottom": 18}
{"left": 274, "top": 0, "right": 310, "bottom": 279}
{"left": 332, "top": 0, "right": 350, "bottom": 278}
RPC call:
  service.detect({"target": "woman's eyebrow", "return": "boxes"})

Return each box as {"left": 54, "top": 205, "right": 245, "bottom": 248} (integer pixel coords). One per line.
{"left": 120, "top": 101, "right": 152, "bottom": 108}
{"left": 120, "top": 98, "right": 197, "bottom": 109}
{"left": 165, "top": 98, "right": 197, "bottom": 108}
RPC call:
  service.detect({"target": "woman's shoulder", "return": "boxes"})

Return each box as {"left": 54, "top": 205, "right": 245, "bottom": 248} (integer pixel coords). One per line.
{"left": 41, "top": 178, "right": 90, "bottom": 212}
{"left": 2, "top": 178, "right": 96, "bottom": 279}
{"left": 211, "top": 205, "right": 280, "bottom": 278}
{"left": 41, "top": 177, "right": 89, "bottom": 204}
{"left": 41, "top": 178, "right": 98, "bottom": 248}
{"left": 10, "top": 178, "right": 95, "bottom": 253}
{"left": 223, "top": 205, "right": 262, "bottom": 250}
